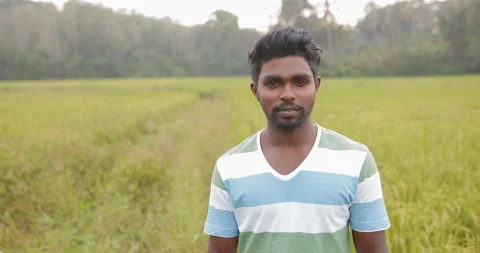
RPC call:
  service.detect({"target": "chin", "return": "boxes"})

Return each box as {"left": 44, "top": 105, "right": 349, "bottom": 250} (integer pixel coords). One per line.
{"left": 266, "top": 112, "right": 308, "bottom": 130}
{"left": 273, "top": 120, "right": 304, "bottom": 131}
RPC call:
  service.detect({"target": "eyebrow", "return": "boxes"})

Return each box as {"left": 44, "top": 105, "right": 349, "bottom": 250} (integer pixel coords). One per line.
{"left": 292, "top": 73, "right": 311, "bottom": 79}
{"left": 262, "top": 73, "right": 312, "bottom": 81}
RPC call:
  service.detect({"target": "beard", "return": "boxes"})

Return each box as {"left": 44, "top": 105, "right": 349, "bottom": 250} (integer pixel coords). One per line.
{"left": 264, "top": 102, "right": 314, "bottom": 131}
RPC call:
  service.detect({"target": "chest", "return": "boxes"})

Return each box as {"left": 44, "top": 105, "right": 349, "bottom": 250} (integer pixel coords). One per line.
{"left": 228, "top": 170, "right": 358, "bottom": 210}
{"left": 263, "top": 145, "right": 312, "bottom": 176}
{"left": 229, "top": 171, "right": 356, "bottom": 234}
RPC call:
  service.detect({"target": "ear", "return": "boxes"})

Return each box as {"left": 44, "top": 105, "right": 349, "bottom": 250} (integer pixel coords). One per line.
{"left": 250, "top": 82, "right": 259, "bottom": 101}
{"left": 315, "top": 76, "right": 321, "bottom": 91}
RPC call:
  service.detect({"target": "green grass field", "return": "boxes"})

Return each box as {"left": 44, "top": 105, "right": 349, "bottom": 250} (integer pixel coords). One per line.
{"left": 1, "top": 76, "right": 479, "bottom": 253}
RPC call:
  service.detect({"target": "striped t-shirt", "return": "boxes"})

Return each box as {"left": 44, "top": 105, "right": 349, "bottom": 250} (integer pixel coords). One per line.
{"left": 204, "top": 124, "right": 391, "bottom": 253}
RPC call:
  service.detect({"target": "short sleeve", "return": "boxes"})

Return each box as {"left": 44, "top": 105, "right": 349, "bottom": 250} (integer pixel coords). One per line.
{"left": 203, "top": 164, "right": 239, "bottom": 238}
{"left": 349, "top": 150, "right": 391, "bottom": 232}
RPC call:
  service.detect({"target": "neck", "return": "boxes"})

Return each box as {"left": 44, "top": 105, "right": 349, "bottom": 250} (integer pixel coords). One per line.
{"left": 263, "top": 118, "right": 318, "bottom": 147}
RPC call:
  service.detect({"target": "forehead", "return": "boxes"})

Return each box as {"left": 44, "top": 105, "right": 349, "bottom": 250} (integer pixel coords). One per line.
{"left": 259, "top": 56, "right": 312, "bottom": 80}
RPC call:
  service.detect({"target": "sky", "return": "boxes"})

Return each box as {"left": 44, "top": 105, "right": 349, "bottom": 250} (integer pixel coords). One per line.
{"left": 36, "top": 0, "right": 402, "bottom": 32}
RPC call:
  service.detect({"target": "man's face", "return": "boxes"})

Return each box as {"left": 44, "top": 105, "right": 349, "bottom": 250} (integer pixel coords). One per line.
{"left": 251, "top": 55, "right": 320, "bottom": 131}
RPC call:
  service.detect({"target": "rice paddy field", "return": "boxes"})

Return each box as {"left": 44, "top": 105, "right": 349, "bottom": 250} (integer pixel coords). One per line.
{"left": 0, "top": 75, "right": 479, "bottom": 253}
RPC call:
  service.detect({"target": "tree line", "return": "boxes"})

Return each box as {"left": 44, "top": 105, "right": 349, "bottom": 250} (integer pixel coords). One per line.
{"left": 0, "top": 0, "right": 478, "bottom": 80}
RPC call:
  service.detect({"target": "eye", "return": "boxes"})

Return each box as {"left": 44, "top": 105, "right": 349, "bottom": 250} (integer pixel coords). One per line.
{"left": 266, "top": 80, "right": 280, "bottom": 87}
{"left": 295, "top": 78, "right": 309, "bottom": 85}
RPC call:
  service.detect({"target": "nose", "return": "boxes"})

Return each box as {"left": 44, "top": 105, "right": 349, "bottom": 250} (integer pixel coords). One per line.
{"left": 279, "top": 83, "right": 296, "bottom": 101}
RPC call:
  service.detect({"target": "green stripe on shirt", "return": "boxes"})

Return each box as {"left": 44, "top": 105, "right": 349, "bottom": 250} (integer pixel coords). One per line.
{"left": 239, "top": 226, "right": 351, "bottom": 253}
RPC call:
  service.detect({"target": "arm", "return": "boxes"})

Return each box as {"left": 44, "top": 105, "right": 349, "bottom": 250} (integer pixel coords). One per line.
{"left": 208, "top": 235, "right": 238, "bottom": 253}
{"left": 352, "top": 230, "right": 388, "bottom": 253}
{"left": 350, "top": 150, "right": 391, "bottom": 253}
{"left": 204, "top": 164, "right": 239, "bottom": 253}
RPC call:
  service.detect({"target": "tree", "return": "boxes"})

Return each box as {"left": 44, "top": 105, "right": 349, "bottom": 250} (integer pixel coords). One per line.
{"left": 277, "top": 0, "right": 315, "bottom": 27}
{"left": 205, "top": 10, "right": 239, "bottom": 30}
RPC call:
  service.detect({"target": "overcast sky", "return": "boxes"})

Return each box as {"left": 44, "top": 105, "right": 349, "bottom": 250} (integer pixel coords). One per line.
{"left": 36, "top": 0, "right": 402, "bottom": 32}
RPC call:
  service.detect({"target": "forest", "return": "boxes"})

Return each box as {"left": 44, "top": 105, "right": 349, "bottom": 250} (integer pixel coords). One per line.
{"left": 0, "top": 0, "right": 479, "bottom": 79}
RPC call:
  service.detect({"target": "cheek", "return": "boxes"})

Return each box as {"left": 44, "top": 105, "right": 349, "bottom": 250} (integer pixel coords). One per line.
{"left": 258, "top": 92, "right": 277, "bottom": 104}
{"left": 298, "top": 89, "right": 316, "bottom": 101}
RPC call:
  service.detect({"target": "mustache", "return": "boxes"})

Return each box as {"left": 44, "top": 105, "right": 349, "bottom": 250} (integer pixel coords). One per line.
{"left": 274, "top": 102, "right": 302, "bottom": 111}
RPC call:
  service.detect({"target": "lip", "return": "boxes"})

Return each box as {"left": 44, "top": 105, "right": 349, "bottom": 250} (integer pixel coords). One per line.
{"left": 277, "top": 109, "right": 300, "bottom": 117}
{"left": 277, "top": 107, "right": 300, "bottom": 111}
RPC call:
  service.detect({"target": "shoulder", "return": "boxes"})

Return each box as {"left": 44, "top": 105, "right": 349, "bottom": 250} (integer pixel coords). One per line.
{"left": 219, "top": 131, "right": 260, "bottom": 159}
{"left": 317, "top": 126, "right": 378, "bottom": 180}
{"left": 213, "top": 130, "right": 261, "bottom": 176}
{"left": 210, "top": 131, "right": 262, "bottom": 186}
{"left": 318, "top": 126, "right": 369, "bottom": 153}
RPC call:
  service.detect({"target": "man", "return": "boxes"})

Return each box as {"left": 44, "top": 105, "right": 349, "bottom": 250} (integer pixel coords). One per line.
{"left": 203, "top": 27, "right": 391, "bottom": 253}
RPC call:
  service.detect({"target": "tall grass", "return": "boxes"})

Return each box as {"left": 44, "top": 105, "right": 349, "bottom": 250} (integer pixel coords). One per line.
{"left": 1, "top": 75, "right": 479, "bottom": 252}
{"left": 0, "top": 87, "right": 200, "bottom": 251}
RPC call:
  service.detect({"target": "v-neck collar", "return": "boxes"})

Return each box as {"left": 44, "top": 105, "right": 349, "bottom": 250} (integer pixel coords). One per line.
{"left": 256, "top": 124, "right": 322, "bottom": 181}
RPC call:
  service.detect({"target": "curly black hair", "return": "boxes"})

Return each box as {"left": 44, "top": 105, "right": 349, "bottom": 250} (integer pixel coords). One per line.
{"left": 248, "top": 27, "right": 323, "bottom": 84}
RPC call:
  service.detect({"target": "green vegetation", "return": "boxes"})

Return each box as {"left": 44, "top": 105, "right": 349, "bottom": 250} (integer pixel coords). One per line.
{"left": 1, "top": 0, "right": 479, "bottom": 80}
{"left": 1, "top": 76, "right": 479, "bottom": 252}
